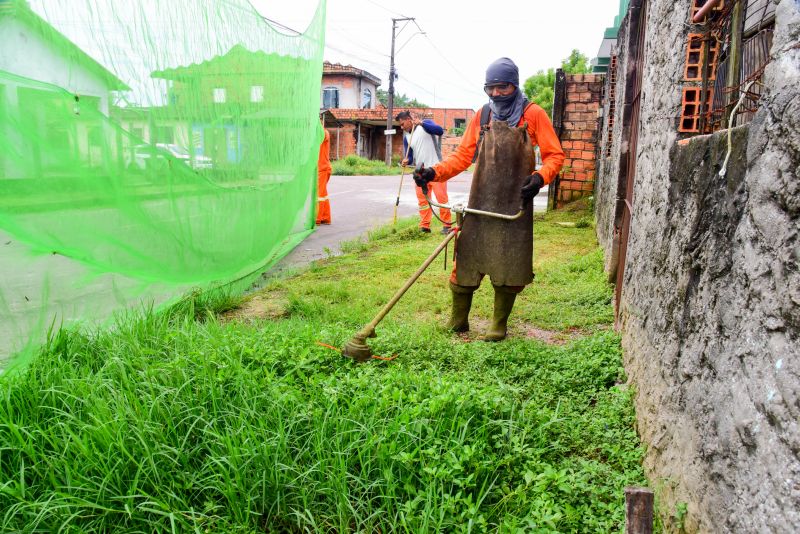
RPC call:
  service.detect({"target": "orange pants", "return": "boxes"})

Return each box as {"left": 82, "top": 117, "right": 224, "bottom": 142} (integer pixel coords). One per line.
{"left": 415, "top": 182, "right": 451, "bottom": 229}
{"left": 316, "top": 170, "right": 331, "bottom": 224}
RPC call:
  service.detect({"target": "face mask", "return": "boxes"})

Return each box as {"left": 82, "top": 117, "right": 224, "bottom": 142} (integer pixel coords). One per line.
{"left": 489, "top": 92, "right": 516, "bottom": 104}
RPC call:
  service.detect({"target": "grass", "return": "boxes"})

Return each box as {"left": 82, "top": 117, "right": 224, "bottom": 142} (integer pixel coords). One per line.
{"left": 0, "top": 203, "right": 648, "bottom": 532}
{"left": 332, "top": 155, "right": 404, "bottom": 176}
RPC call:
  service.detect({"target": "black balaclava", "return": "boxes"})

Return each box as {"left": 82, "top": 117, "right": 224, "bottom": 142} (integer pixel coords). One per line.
{"left": 485, "top": 57, "right": 528, "bottom": 127}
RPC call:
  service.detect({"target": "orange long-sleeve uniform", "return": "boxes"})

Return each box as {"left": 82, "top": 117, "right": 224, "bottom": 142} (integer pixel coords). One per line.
{"left": 316, "top": 129, "right": 332, "bottom": 225}
{"left": 432, "top": 103, "right": 565, "bottom": 184}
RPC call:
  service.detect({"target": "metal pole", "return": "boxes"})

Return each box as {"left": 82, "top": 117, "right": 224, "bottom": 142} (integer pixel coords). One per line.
{"left": 385, "top": 19, "right": 397, "bottom": 166}
{"left": 385, "top": 17, "right": 415, "bottom": 166}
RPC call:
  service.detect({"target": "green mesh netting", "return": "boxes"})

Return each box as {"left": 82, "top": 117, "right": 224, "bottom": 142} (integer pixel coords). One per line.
{"left": 0, "top": 0, "right": 326, "bottom": 371}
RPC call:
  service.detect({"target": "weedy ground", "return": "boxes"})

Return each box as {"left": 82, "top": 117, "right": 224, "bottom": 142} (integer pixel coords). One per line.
{"left": 0, "top": 201, "right": 652, "bottom": 533}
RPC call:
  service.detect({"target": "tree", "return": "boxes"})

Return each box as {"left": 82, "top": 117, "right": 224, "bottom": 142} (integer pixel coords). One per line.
{"left": 523, "top": 68, "right": 556, "bottom": 116}
{"left": 377, "top": 89, "right": 429, "bottom": 108}
{"left": 561, "top": 49, "right": 591, "bottom": 74}
{"left": 522, "top": 49, "right": 591, "bottom": 117}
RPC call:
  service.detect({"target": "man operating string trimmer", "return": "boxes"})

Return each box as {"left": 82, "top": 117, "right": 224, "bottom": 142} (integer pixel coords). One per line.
{"left": 339, "top": 57, "right": 564, "bottom": 361}
{"left": 413, "top": 57, "right": 565, "bottom": 341}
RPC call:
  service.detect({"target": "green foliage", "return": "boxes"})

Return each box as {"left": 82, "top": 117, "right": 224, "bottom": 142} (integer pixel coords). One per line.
{"left": 675, "top": 501, "right": 689, "bottom": 532}
{"left": 449, "top": 126, "right": 466, "bottom": 136}
{"left": 561, "top": 49, "right": 591, "bottom": 74}
{"left": 523, "top": 68, "right": 557, "bottom": 116}
{"left": 377, "top": 88, "right": 430, "bottom": 108}
{"left": 0, "top": 205, "right": 649, "bottom": 532}
{"left": 332, "top": 155, "right": 403, "bottom": 176}
{"left": 523, "top": 49, "right": 592, "bottom": 117}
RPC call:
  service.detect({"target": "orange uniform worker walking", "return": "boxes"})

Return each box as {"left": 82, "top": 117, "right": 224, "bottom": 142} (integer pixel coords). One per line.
{"left": 316, "top": 126, "right": 332, "bottom": 225}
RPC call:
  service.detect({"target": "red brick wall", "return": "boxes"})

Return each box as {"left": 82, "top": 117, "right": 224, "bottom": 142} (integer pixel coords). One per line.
{"left": 442, "top": 136, "right": 465, "bottom": 160}
{"left": 327, "top": 125, "right": 356, "bottom": 160}
{"left": 411, "top": 108, "right": 475, "bottom": 131}
{"left": 556, "top": 73, "right": 604, "bottom": 207}
{"left": 322, "top": 74, "right": 356, "bottom": 89}
{"left": 374, "top": 133, "right": 406, "bottom": 163}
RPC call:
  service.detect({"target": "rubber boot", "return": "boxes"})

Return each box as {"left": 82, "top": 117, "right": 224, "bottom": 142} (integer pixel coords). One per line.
{"left": 484, "top": 285, "right": 517, "bottom": 341}
{"left": 446, "top": 282, "right": 474, "bottom": 332}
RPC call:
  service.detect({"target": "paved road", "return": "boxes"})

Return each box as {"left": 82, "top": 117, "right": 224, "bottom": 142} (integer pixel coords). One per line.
{"left": 267, "top": 171, "right": 549, "bottom": 276}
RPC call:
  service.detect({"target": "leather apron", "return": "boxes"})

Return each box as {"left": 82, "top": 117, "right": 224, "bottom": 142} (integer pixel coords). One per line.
{"left": 455, "top": 121, "right": 535, "bottom": 287}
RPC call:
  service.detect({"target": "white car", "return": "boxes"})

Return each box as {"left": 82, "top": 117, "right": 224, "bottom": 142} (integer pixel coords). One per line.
{"left": 130, "top": 143, "right": 213, "bottom": 171}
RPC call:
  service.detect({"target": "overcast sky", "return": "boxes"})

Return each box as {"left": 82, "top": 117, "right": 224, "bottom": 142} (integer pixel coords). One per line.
{"left": 250, "top": 0, "right": 623, "bottom": 109}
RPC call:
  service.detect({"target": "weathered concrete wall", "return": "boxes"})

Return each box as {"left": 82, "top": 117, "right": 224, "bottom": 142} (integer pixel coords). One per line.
{"left": 596, "top": 0, "right": 800, "bottom": 531}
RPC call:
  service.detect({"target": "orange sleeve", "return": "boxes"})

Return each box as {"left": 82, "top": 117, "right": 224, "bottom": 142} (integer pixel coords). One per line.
{"left": 317, "top": 129, "right": 331, "bottom": 174}
{"left": 524, "top": 104, "right": 564, "bottom": 185}
{"left": 431, "top": 110, "right": 481, "bottom": 182}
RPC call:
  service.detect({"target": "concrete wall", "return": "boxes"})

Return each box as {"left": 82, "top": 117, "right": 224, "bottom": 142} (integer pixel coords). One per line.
{"left": 595, "top": 0, "right": 800, "bottom": 531}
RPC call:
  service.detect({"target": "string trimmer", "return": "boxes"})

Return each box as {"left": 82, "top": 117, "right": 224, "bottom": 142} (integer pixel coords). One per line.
{"left": 342, "top": 180, "right": 525, "bottom": 362}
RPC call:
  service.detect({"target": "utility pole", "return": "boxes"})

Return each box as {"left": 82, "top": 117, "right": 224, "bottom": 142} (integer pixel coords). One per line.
{"left": 385, "top": 17, "right": 414, "bottom": 166}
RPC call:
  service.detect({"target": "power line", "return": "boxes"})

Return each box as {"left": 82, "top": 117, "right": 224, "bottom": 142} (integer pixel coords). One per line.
{"left": 250, "top": 12, "right": 484, "bottom": 105}
{"left": 422, "top": 34, "right": 477, "bottom": 88}
{"left": 328, "top": 26, "right": 389, "bottom": 59}
{"left": 363, "top": 0, "right": 409, "bottom": 18}
{"left": 407, "top": 18, "right": 479, "bottom": 90}
{"left": 261, "top": 16, "right": 301, "bottom": 35}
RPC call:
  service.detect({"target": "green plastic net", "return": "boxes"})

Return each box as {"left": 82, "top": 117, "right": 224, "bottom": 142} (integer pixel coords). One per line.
{"left": 0, "top": 0, "right": 326, "bottom": 371}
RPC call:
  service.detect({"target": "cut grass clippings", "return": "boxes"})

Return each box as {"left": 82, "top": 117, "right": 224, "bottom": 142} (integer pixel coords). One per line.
{"left": 0, "top": 202, "right": 648, "bottom": 532}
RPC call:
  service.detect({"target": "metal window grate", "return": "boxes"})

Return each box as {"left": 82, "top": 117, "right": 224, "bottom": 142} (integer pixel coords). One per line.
{"left": 744, "top": 0, "right": 776, "bottom": 35}
{"left": 684, "top": 0, "right": 774, "bottom": 133}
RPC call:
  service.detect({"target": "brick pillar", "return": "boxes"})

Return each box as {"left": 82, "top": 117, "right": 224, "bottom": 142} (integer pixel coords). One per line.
{"left": 556, "top": 73, "right": 604, "bottom": 208}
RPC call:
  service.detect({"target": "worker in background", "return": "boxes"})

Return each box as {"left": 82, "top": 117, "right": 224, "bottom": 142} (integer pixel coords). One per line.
{"left": 316, "top": 117, "right": 332, "bottom": 225}
{"left": 413, "top": 57, "right": 564, "bottom": 341}
{"left": 397, "top": 110, "right": 452, "bottom": 234}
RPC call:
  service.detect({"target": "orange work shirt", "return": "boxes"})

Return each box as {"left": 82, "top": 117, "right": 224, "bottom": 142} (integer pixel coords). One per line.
{"left": 432, "top": 103, "right": 564, "bottom": 184}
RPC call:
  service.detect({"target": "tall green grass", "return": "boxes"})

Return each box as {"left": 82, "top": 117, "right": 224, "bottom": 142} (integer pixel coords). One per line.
{"left": 331, "top": 155, "right": 403, "bottom": 176}
{"left": 0, "top": 205, "right": 648, "bottom": 532}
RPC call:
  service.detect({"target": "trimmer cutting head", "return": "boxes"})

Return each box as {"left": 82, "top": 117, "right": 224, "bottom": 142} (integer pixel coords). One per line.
{"left": 342, "top": 332, "right": 373, "bottom": 362}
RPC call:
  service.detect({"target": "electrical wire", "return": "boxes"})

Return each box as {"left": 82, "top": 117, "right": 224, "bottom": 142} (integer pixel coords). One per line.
{"left": 261, "top": 15, "right": 301, "bottom": 34}
{"left": 259, "top": 10, "right": 483, "bottom": 106}
{"left": 422, "top": 34, "right": 478, "bottom": 89}
{"left": 363, "top": 0, "right": 410, "bottom": 18}
{"left": 328, "top": 26, "right": 389, "bottom": 58}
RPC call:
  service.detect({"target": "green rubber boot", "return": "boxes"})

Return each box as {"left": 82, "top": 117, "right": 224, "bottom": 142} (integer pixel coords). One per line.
{"left": 484, "top": 285, "right": 517, "bottom": 341}
{"left": 446, "top": 282, "right": 475, "bottom": 332}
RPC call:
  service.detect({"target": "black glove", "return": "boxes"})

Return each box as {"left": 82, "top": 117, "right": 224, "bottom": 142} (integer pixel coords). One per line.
{"left": 521, "top": 173, "right": 545, "bottom": 203}
{"left": 413, "top": 165, "right": 436, "bottom": 194}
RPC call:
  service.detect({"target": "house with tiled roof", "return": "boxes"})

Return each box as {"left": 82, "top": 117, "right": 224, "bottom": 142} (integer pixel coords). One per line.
{"left": 0, "top": 0, "right": 129, "bottom": 179}
{"left": 320, "top": 61, "right": 475, "bottom": 161}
